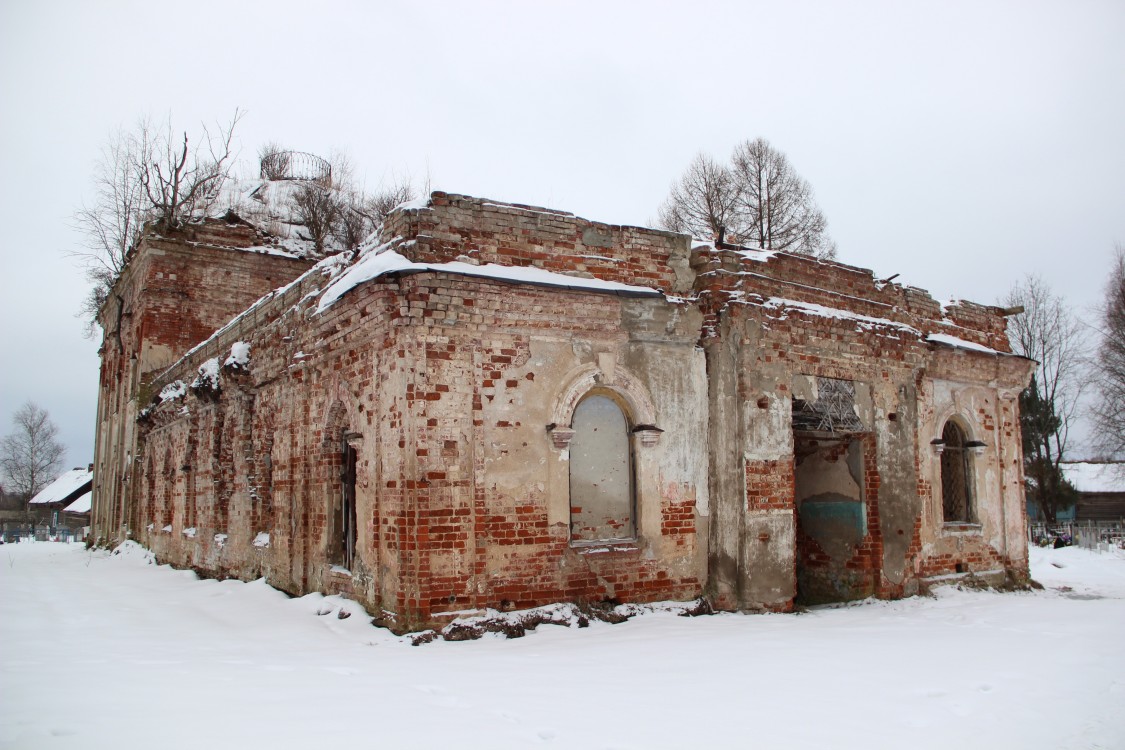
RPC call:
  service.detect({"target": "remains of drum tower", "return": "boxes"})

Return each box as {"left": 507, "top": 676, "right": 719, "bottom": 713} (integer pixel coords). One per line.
{"left": 90, "top": 155, "right": 1035, "bottom": 633}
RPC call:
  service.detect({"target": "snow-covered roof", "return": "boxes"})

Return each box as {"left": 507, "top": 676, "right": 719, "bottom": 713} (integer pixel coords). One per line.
{"left": 316, "top": 248, "right": 661, "bottom": 313}
{"left": 28, "top": 469, "right": 93, "bottom": 506}
{"left": 1061, "top": 462, "right": 1125, "bottom": 494}
{"left": 205, "top": 178, "right": 376, "bottom": 259}
{"left": 924, "top": 333, "right": 1003, "bottom": 355}
{"left": 761, "top": 296, "right": 920, "bottom": 335}
{"left": 64, "top": 491, "right": 92, "bottom": 514}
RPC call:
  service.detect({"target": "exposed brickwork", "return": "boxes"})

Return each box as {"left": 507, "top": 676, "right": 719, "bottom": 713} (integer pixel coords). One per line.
{"left": 92, "top": 191, "right": 1035, "bottom": 632}
{"left": 745, "top": 460, "right": 795, "bottom": 512}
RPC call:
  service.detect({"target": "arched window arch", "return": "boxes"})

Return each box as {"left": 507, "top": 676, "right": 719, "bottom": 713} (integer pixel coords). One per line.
{"left": 940, "top": 420, "right": 974, "bottom": 523}
{"left": 569, "top": 392, "right": 635, "bottom": 542}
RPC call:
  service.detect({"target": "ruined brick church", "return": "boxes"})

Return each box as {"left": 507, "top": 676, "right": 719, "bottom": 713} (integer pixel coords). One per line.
{"left": 91, "top": 163, "right": 1034, "bottom": 632}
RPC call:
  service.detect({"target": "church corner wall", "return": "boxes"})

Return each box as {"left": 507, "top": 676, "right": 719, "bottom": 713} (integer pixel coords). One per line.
{"left": 125, "top": 200, "right": 711, "bottom": 633}
{"left": 89, "top": 220, "right": 314, "bottom": 549}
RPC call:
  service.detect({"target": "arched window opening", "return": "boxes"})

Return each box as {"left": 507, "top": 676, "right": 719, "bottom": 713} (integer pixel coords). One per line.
{"left": 940, "top": 420, "right": 974, "bottom": 523}
{"left": 569, "top": 394, "right": 635, "bottom": 542}
{"left": 338, "top": 440, "right": 358, "bottom": 568}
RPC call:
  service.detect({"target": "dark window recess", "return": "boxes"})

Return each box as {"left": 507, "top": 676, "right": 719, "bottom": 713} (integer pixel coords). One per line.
{"left": 340, "top": 443, "right": 358, "bottom": 568}
{"left": 940, "top": 421, "right": 973, "bottom": 523}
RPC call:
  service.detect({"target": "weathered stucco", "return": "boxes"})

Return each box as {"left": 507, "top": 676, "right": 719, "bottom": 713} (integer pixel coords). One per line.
{"left": 91, "top": 191, "right": 1035, "bottom": 631}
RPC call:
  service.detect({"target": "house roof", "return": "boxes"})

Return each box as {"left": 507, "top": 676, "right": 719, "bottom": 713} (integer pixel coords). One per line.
{"left": 28, "top": 468, "right": 93, "bottom": 506}
{"left": 64, "top": 491, "right": 92, "bottom": 514}
{"left": 1060, "top": 462, "right": 1125, "bottom": 494}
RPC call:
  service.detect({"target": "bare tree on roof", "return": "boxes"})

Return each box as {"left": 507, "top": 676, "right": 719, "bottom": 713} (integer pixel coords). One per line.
{"left": 285, "top": 152, "right": 421, "bottom": 253}
{"left": 291, "top": 181, "right": 344, "bottom": 254}
{"left": 658, "top": 138, "right": 836, "bottom": 259}
{"left": 72, "top": 130, "right": 150, "bottom": 335}
{"left": 136, "top": 110, "right": 243, "bottom": 233}
{"left": 0, "top": 402, "right": 65, "bottom": 499}
{"left": 72, "top": 111, "right": 243, "bottom": 334}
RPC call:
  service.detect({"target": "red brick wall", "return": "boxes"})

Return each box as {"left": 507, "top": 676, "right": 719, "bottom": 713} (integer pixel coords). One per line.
{"left": 115, "top": 195, "right": 1030, "bottom": 629}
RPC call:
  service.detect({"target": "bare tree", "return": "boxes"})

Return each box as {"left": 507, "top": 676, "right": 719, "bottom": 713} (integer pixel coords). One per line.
{"left": 72, "top": 111, "right": 243, "bottom": 333}
{"left": 730, "top": 138, "right": 835, "bottom": 258}
{"left": 1093, "top": 245, "right": 1125, "bottom": 459}
{"left": 1004, "top": 276, "right": 1088, "bottom": 521}
{"left": 0, "top": 402, "right": 66, "bottom": 499}
{"left": 657, "top": 153, "right": 738, "bottom": 241}
{"left": 291, "top": 182, "right": 343, "bottom": 253}
{"left": 365, "top": 178, "right": 418, "bottom": 224}
{"left": 658, "top": 138, "right": 836, "bottom": 259}
{"left": 289, "top": 162, "right": 420, "bottom": 253}
{"left": 136, "top": 110, "right": 243, "bottom": 232}
{"left": 72, "top": 131, "right": 150, "bottom": 335}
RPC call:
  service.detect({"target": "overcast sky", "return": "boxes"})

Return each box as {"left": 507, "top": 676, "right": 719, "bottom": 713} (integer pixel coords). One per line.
{"left": 1, "top": 0, "right": 1123, "bottom": 469}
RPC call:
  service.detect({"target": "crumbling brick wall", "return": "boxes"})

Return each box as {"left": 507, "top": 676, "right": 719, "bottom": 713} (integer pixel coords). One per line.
{"left": 105, "top": 192, "right": 1034, "bottom": 631}
{"left": 91, "top": 219, "right": 313, "bottom": 545}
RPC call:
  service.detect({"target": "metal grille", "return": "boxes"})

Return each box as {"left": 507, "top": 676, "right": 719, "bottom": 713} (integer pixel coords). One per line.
{"left": 792, "top": 377, "right": 865, "bottom": 433}
{"left": 940, "top": 422, "right": 972, "bottom": 522}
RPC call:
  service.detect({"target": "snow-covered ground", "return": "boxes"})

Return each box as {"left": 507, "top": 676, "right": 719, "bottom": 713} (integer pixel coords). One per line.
{"left": 1, "top": 542, "right": 1123, "bottom": 750}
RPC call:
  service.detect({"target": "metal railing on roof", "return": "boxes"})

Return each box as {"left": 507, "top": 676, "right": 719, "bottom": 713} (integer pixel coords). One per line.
{"left": 259, "top": 151, "right": 332, "bottom": 185}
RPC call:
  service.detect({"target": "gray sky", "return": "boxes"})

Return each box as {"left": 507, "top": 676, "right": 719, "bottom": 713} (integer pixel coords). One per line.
{"left": 2, "top": 0, "right": 1123, "bottom": 469}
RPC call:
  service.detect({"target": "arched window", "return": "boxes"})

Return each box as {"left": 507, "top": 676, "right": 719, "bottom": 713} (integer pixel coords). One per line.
{"left": 940, "top": 420, "right": 973, "bottom": 523}
{"left": 339, "top": 441, "right": 357, "bottom": 568}
{"left": 569, "top": 393, "right": 635, "bottom": 541}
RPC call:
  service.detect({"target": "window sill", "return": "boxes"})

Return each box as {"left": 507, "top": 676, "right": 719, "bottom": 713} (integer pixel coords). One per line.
{"left": 569, "top": 538, "right": 640, "bottom": 554}
{"left": 941, "top": 522, "right": 982, "bottom": 535}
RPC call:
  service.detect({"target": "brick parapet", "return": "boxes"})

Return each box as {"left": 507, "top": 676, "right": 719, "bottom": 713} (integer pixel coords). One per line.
{"left": 692, "top": 245, "right": 1014, "bottom": 353}
{"left": 383, "top": 192, "right": 692, "bottom": 293}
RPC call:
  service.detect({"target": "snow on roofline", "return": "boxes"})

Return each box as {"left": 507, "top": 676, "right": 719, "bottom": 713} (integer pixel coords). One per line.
{"left": 692, "top": 238, "right": 779, "bottom": 263}
{"left": 924, "top": 333, "right": 1007, "bottom": 356}
{"left": 29, "top": 469, "right": 93, "bottom": 505}
{"left": 65, "top": 491, "right": 92, "bottom": 514}
{"left": 759, "top": 297, "right": 920, "bottom": 335}
{"left": 316, "top": 250, "right": 661, "bottom": 314}
{"left": 1060, "top": 462, "right": 1125, "bottom": 494}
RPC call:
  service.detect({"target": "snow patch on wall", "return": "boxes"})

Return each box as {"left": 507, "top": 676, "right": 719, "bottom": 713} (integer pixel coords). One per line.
{"left": 159, "top": 381, "right": 187, "bottom": 402}
{"left": 192, "top": 358, "right": 221, "bottom": 390}
{"left": 225, "top": 341, "right": 251, "bottom": 369}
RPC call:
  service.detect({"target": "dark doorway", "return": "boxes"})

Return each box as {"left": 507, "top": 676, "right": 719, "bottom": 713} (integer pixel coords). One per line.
{"left": 791, "top": 377, "right": 878, "bottom": 604}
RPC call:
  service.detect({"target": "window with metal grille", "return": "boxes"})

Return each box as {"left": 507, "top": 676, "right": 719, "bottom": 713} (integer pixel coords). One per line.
{"left": 940, "top": 421, "right": 973, "bottom": 523}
